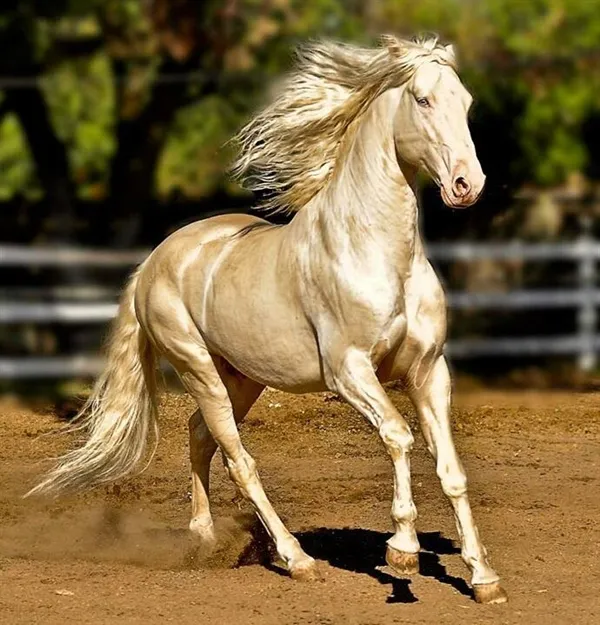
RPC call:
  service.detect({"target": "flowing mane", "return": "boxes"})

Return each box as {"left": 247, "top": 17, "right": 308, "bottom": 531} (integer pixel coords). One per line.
{"left": 231, "top": 35, "right": 457, "bottom": 214}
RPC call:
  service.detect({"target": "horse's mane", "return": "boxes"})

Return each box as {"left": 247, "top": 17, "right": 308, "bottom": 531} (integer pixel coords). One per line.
{"left": 231, "top": 35, "right": 457, "bottom": 214}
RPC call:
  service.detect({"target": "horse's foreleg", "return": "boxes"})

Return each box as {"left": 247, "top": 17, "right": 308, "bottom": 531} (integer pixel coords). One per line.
{"left": 329, "top": 348, "right": 420, "bottom": 575}
{"left": 408, "top": 356, "right": 507, "bottom": 604}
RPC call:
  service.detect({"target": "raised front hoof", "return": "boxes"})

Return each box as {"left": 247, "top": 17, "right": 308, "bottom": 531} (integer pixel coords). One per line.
{"left": 289, "top": 558, "right": 322, "bottom": 582}
{"left": 385, "top": 545, "right": 420, "bottom": 576}
{"left": 473, "top": 581, "right": 508, "bottom": 605}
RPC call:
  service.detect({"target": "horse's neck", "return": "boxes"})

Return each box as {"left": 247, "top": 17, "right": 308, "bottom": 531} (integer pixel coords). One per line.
{"left": 309, "top": 88, "right": 422, "bottom": 271}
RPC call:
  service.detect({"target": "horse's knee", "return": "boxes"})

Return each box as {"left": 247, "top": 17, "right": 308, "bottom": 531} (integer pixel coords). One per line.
{"left": 438, "top": 462, "right": 468, "bottom": 498}
{"left": 379, "top": 419, "right": 414, "bottom": 457}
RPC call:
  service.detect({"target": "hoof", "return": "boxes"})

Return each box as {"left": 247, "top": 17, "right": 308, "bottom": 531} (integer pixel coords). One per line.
{"left": 385, "top": 545, "right": 420, "bottom": 576}
{"left": 290, "top": 558, "right": 322, "bottom": 582}
{"left": 473, "top": 581, "right": 508, "bottom": 604}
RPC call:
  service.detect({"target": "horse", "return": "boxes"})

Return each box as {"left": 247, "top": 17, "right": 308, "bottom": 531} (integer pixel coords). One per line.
{"left": 27, "top": 34, "right": 507, "bottom": 604}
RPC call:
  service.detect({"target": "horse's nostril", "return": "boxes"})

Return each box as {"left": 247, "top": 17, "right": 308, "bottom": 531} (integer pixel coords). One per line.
{"left": 453, "top": 176, "right": 470, "bottom": 197}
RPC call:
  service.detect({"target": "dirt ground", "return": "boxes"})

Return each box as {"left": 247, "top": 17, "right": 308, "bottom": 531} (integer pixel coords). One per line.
{"left": 1, "top": 385, "right": 599, "bottom": 625}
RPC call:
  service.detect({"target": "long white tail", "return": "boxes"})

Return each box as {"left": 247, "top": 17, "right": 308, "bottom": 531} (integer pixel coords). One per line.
{"left": 26, "top": 267, "right": 159, "bottom": 497}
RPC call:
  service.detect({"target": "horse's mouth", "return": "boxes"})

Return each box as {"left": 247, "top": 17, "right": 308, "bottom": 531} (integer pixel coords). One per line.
{"left": 440, "top": 184, "right": 483, "bottom": 209}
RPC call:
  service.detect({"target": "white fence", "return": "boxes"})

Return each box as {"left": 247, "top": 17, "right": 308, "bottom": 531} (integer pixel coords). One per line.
{"left": 1, "top": 236, "right": 598, "bottom": 379}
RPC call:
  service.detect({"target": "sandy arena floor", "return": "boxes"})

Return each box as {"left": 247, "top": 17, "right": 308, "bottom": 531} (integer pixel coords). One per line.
{"left": 1, "top": 386, "right": 599, "bottom": 624}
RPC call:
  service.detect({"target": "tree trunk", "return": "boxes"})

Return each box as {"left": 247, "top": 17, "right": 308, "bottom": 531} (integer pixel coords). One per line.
{"left": 4, "top": 79, "right": 77, "bottom": 240}
{"left": 107, "top": 57, "right": 215, "bottom": 248}
{"left": 5, "top": 78, "right": 90, "bottom": 354}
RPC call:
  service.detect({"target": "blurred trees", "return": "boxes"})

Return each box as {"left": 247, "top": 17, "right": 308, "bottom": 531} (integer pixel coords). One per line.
{"left": 0, "top": 0, "right": 599, "bottom": 245}
{"left": 0, "top": 0, "right": 361, "bottom": 244}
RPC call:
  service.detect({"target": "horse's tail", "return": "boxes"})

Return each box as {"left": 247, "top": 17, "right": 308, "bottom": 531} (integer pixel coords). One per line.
{"left": 26, "top": 266, "right": 159, "bottom": 497}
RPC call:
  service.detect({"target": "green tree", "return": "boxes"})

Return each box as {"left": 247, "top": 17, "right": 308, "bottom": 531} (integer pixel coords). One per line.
{"left": 1, "top": 0, "right": 599, "bottom": 241}
{"left": 0, "top": 0, "right": 362, "bottom": 245}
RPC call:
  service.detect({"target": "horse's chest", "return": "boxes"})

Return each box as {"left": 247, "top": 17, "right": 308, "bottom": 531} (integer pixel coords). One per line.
{"left": 373, "top": 268, "right": 446, "bottom": 367}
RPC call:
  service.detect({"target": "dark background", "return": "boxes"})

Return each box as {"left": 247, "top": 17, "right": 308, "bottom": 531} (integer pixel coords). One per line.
{"left": 1, "top": 0, "right": 599, "bottom": 391}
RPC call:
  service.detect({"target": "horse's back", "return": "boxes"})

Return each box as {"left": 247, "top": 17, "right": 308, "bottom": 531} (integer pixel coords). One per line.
{"left": 134, "top": 212, "right": 265, "bottom": 324}
{"left": 138, "top": 213, "right": 264, "bottom": 284}
{"left": 159, "top": 213, "right": 269, "bottom": 252}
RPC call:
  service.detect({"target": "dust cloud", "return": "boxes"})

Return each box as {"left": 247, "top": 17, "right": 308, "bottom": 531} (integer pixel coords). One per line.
{"left": 0, "top": 503, "right": 270, "bottom": 570}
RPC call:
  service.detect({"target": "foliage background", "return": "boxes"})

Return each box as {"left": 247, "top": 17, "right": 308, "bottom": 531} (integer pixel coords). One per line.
{"left": 0, "top": 0, "right": 599, "bottom": 233}
{"left": 1, "top": 0, "right": 599, "bottom": 379}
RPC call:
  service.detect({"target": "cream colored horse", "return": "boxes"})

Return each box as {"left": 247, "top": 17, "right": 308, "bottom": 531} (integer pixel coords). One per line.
{"left": 28, "top": 35, "right": 507, "bottom": 604}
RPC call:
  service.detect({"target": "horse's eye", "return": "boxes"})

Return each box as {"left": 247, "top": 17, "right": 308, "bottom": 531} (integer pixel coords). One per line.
{"left": 416, "top": 97, "right": 430, "bottom": 108}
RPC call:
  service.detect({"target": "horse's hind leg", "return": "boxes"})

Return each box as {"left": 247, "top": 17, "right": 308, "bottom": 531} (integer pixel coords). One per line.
{"left": 188, "top": 361, "right": 264, "bottom": 544}
{"left": 172, "top": 345, "right": 318, "bottom": 580}
{"left": 408, "top": 356, "right": 507, "bottom": 604}
{"left": 188, "top": 410, "right": 217, "bottom": 542}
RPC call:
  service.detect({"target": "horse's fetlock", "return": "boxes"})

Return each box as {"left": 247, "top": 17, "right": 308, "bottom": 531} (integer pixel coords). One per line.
{"left": 392, "top": 499, "right": 418, "bottom": 525}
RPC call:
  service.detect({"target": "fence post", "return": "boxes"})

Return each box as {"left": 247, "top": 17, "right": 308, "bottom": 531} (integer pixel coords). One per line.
{"left": 577, "top": 215, "right": 597, "bottom": 372}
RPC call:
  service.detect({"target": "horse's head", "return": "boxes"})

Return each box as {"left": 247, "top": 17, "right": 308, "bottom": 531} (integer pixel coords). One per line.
{"left": 388, "top": 38, "right": 485, "bottom": 209}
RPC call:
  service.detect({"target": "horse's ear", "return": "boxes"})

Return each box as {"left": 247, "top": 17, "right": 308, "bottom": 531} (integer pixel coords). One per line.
{"left": 381, "top": 34, "right": 405, "bottom": 58}
{"left": 444, "top": 43, "right": 457, "bottom": 63}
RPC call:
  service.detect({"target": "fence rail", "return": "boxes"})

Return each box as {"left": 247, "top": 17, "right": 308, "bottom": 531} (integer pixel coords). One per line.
{"left": 0, "top": 244, "right": 147, "bottom": 267}
{"left": 1, "top": 302, "right": 119, "bottom": 323}
{"left": 1, "top": 239, "right": 597, "bottom": 378}
{"left": 426, "top": 240, "right": 600, "bottom": 260}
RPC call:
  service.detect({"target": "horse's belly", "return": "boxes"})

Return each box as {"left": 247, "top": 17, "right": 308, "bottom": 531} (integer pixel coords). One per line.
{"left": 204, "top": 312, "right": 325, "bottom": 393}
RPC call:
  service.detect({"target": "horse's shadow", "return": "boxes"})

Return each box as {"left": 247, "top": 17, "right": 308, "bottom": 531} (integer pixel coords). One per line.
{"left": 295, "top": 528, "right": 473, "bottom": 603}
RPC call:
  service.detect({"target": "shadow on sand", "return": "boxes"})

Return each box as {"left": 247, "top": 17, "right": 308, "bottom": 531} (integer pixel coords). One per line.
{"left": 3, "top": 497, "right": 473, "bottom": 604}
{"left": 295, "top": 528, "right": 473, "bottom": 603}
